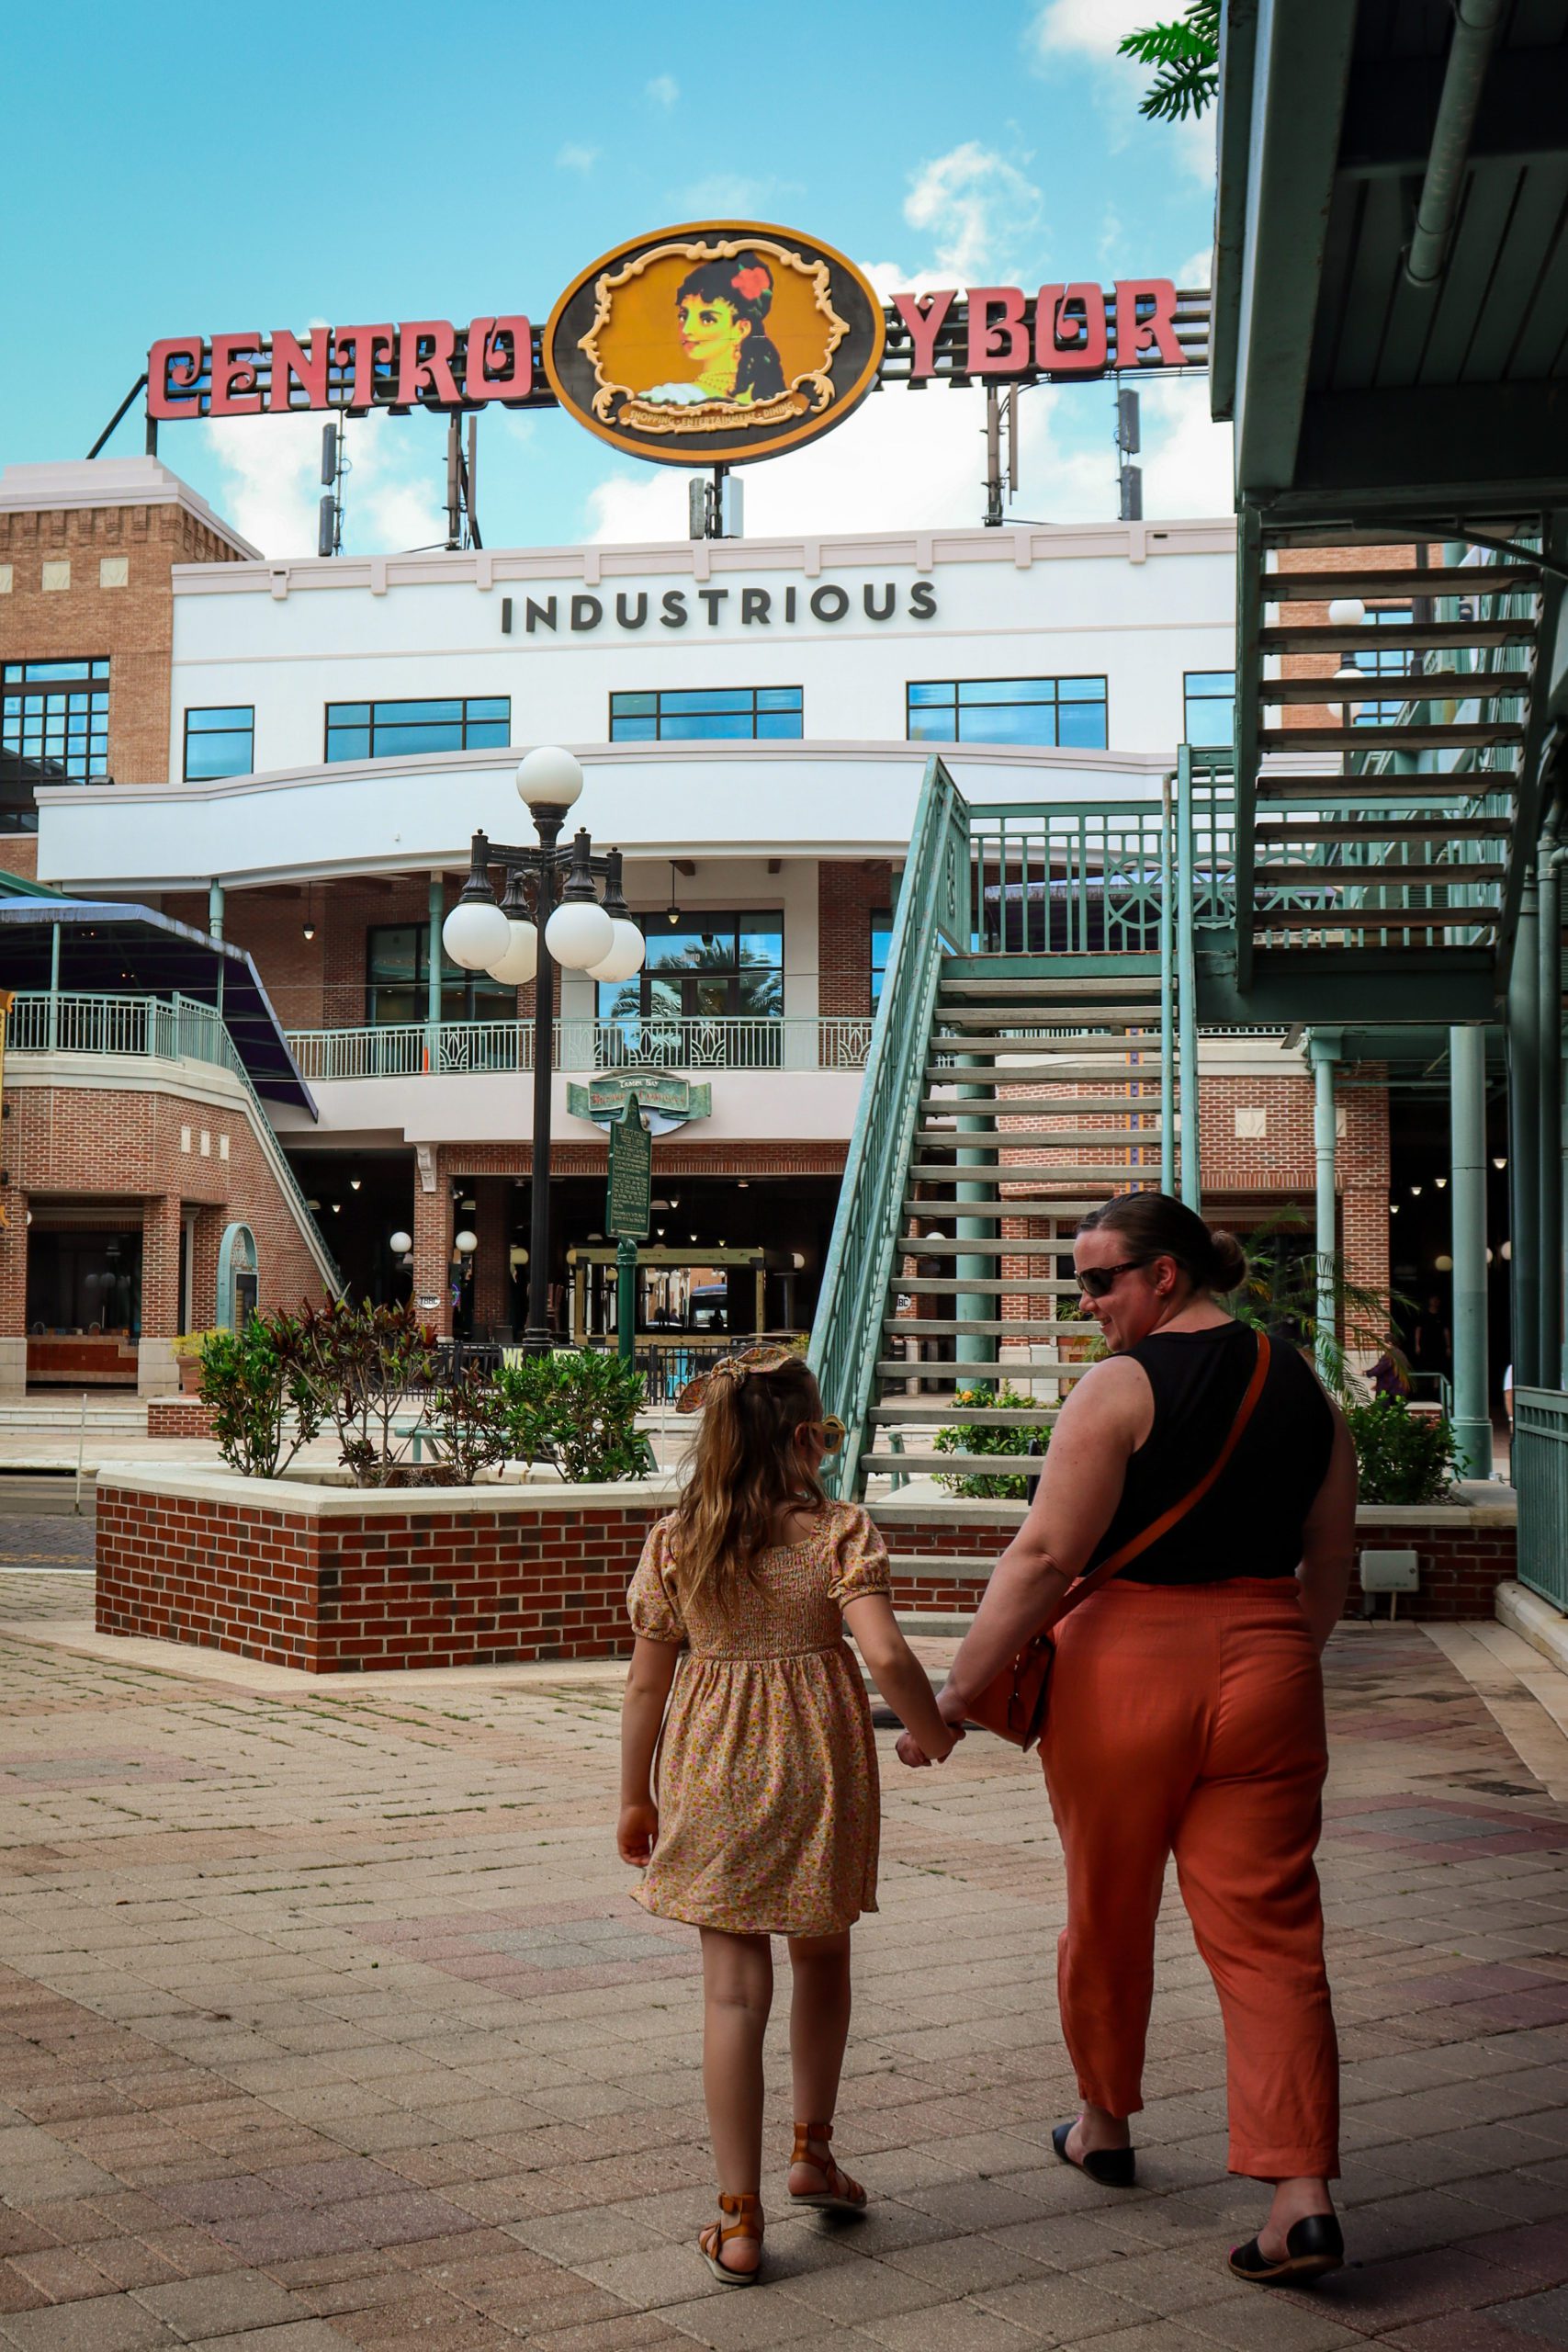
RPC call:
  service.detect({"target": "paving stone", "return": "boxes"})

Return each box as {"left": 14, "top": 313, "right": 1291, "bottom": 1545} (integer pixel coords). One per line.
{"left": 135, "top": 2271, "right": 311, "bottom": 2339}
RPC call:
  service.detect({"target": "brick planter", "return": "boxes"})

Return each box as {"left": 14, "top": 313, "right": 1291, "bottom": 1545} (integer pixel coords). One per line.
{"left": 95, "top": 1466, "right": 1519, "bottom": 1674}
{"left": 147, "top": 1399, "right": 218, "bottom": 1440}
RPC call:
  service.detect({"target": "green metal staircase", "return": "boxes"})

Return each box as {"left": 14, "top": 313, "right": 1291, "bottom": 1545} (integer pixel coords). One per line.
{"left": 809, "top": 761, "right": 1191, "bottom": 1500}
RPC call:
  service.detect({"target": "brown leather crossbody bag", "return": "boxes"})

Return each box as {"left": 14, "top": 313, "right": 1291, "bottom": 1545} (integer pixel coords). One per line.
{"left": 965, "top": 1331, "right": 1271, "bottom": 1752}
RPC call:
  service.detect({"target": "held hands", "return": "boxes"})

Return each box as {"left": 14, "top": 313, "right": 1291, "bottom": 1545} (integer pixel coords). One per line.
{"left": 616, "top": 1801, "right": 659, "bottom": 1865}
{"left": 896, "top": 1721, "right": 965, "bottom": 1770}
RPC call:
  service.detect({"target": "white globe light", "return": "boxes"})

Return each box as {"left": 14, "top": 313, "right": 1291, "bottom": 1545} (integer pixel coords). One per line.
{"left": 488, "top": 918, "right": 539, "bottom": 986}
{"left": 389, "top": 1230, "right": 412, "bottom": 1255}
{"left": 443, "top": 895, "right": 510, "bottom": 973}
{"left": 545, "top": 898, "right": 615, "bottom": 970}
{"left": 516, "top": 745, "right": 584, "bottom": 811}
{"left": 1326, "top": 597, "right": 1366, "bottom": 628}
{"left": 455, "top": 1229, "right": 479, "bottom": 1254}
{"left": 586, "top": 919, "right": 647, "bottom": 984}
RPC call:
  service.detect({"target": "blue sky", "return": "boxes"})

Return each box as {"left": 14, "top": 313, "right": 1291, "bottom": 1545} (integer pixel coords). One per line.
{"left": 3, "top": 0, "right": 1229, "bottom": 556}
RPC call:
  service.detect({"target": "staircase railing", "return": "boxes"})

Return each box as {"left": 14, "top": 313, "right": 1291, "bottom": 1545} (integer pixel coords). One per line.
{"left": 808, "top": 756, "right": 970, "bottom": 1499}
{"left": 1516, "top": 1387, "right": 1568, "bottom": 1611}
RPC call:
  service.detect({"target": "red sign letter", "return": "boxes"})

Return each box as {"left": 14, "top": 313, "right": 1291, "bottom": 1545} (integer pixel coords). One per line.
{"left": 966, "top": 288, "right": 1031, "bottom": 376}
{"left": 464, "top": 316, "right": 532, "bottom": 401}
{"left": 1036, "top": 285, "right": 1108, "bottom": 374}
{"left": 1114, "top": 278, "right": 1184, "bottom": 368}
{"left": 891, "top": 289, "right": 956, "bottom": 383}
{"left": 148, "top": 338, "right": 205, "bottom": 419}
{"left": 268, "top": 329, "right": 329, "bottom": 413}
{"left": 396, "top": 321, "right": 460, "bottom": 407}
{"left": 334, "top": 325, "right": 396, "bottom": 412}
{"left": 208, "top": 333, "right": 263, "bottom": 417}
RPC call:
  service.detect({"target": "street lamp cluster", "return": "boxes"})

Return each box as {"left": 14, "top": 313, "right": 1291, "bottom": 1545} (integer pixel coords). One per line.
{"left": 436, "top": 746, "right": 648, "bottom": 1353}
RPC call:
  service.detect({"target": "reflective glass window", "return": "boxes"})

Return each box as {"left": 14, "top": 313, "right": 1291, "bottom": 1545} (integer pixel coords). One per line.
{"left": 366, "top": 922, "right": 518, "bottom": 1025}
{"left": 609, "top": 687, "right": 803, "bottom": 741}
{"left": 595, "top": 909, "right": 784, "bottom": 1023}
{"left": 905, "top": 677, "right": 1108, "bottom": 747}
{"left": 1, "top": 658, "right": 110, "bottom": 798}
{"left": 183, "top": 705, "right": 255, "bottom": 780}
{"left": 325, "top": 695, "right": 512, "bottom": 762}
{"left": 1183, "top": 669, "right": 1235, "bottom": 748}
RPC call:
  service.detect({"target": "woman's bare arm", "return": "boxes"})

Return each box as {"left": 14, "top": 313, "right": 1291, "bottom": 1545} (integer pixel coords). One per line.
{"left": 938, "top": 1357, "right": 1150, "bottom": 1713}
{"left": 1298, "top": 1405, "right": 1358, "bottom": 1651}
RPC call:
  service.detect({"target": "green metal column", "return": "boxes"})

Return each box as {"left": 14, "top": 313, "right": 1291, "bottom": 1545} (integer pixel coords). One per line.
{"left": 1449, "top": 1023, "right": 1493, "bottom": 1479}
{"left": 1159, "top": 773, "right": 1176, "bottom": 1195}
{"left": 955, "top": 1055, "right": 997, "bottom": 1371}
{"left": 208, "top": 878, "right": 225, "bottom": 1019}
{"left": 1509, "top": 865, "right": 1541, "bottom": 1390}
{"left": 46, "top": 922, "right": 60, "bottom": 1051}
{"left": 1176, "top": 747, "right": 1201, "bottom": 1208}
{"left": 426, "top": 873, "right": 445, "bottom": 1073}
{"left": 1309, "top": 1033, "right": 1340, "bottom": 1386}
{"left": 1540, "top": 819, "right": 1564, "bottom": 1387}
{"left": 616, "top": 1235, "right": 637, "bottom": 1368}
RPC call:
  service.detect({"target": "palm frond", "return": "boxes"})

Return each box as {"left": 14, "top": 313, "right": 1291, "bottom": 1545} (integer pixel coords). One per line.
{"left": 1119, "top": 0, "right": 1221, "bottom": 122}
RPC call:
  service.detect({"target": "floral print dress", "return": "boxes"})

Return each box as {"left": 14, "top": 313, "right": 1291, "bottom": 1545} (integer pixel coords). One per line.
{"left": 626, "top": 1502, "right": 892, "bottom": 1937}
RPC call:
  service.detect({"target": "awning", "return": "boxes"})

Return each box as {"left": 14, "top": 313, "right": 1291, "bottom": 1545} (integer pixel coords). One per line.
{"left": 0, "top": 899, "right": 316, "bottom": 1115}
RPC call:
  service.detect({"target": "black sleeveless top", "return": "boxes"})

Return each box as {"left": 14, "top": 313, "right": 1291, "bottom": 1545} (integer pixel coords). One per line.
{"left": 1087, "top": 1322, "right": 1334, "bottom": 1585}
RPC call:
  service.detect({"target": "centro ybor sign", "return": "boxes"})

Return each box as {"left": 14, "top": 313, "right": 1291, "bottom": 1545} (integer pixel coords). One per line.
{"left": 148, "top": 218, "right": 1208, "bottom": 466}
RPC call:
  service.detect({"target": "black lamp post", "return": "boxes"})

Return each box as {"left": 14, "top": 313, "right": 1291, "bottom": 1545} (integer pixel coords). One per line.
{"left": 441, "top": 747, "right": 645, "bottom": 1353}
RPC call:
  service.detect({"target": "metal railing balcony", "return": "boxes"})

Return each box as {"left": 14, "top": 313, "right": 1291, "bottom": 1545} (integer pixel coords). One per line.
{"left": 6, "top": 990, "right": 340, "bottom": 1289}
{"left": 284, "top": 1015, "right": 876, "bottom": 1080}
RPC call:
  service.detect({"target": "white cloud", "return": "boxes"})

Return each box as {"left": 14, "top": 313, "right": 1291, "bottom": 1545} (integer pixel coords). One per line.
{"left": 646, "top": 73, "right": 678, "bottom": 106}
{"left": 1030, "top": 0, "right": 1148, "bottom": 61}
{"left": 202, "top": 407, "right": 447, "bottom": 558}
{"left": 581, "top": 361, "right": 1234, "bottom": 548}
{"left": 902, "top": 142, "right": 1043, "bottom": 283}
{"left": 556, "top": 142, "right": 598, "bottom": 173}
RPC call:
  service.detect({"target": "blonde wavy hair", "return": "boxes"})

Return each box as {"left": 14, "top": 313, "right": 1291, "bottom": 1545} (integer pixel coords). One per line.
{"left": 670, "top": 1354, "right": 831, "bottom": 1608}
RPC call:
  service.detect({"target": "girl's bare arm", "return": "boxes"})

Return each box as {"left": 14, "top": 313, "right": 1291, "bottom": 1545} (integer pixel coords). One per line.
{"left": 617, "top": 1635, "right": 681, "bottom": 1863}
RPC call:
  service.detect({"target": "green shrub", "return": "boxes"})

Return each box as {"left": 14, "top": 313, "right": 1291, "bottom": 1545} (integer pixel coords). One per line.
{"left": 199, "top": 1314, "right": 322, "bottom": 1480}
{"left": 933, "top": 1384, "right": 1053, "bottom": 1500}
{"left": 497, "top": 1351, "right": 649, "bottom": 1483}
{"left": 1344, "top": 1396, "right": 1460, "bottom": 1505}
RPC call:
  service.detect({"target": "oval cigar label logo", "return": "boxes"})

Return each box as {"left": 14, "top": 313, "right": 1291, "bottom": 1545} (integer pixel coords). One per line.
{"left": 543, "top": 220, "right": 887, "bottom": 467}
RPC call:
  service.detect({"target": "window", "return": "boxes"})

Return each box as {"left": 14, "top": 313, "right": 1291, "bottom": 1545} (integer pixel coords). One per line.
{"left": 326, "top": 696, "right": 511, "bottom": 763}
{"left": 609, "top": 687, "right": 803, "bottom": 741}
{"left": 597, "top": 910, "right": 784, "bottom": 1025}
{"left": 871, "top": 909, "right": 894, "bottom": 1007}
{"left": 2, "top": 658, "right": 109, "bottom": 786}
{"left": 1353, "top": 607, "right": 1415, "bottom": 726}
{"left": 184, "top": 706, "right": 254, "bottom": 780}
{"left": 1183, "top": 670, "right": 1235, "bottom": 748}
{"left": 366, "top": 923, "right": 519, "bottom": 1025}
{"left": 907, "top": 676, "right": 1108, "bottom": 749}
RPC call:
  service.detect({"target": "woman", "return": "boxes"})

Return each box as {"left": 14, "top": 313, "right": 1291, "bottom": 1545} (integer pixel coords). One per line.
{"left": 904, "top": 1192, "right": 1357, "bottom": 2287}
{"left": 639, "top": 253, "right": 787, "bottom": 408}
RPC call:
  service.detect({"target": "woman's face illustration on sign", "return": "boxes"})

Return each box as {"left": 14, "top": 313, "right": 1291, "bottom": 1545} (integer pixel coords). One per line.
{"left": 544, "top": 222, "right": 886, "bottom": 466}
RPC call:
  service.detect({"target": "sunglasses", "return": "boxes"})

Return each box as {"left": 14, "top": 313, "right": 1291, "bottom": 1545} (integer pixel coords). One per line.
{"left": 1077, "top": 1254, "right": 1151, "bottom": 1300}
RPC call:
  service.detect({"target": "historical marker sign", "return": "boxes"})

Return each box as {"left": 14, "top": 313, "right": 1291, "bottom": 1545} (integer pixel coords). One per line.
{"left": 606, "top": 1095, "right": 652, "bottom": 1240}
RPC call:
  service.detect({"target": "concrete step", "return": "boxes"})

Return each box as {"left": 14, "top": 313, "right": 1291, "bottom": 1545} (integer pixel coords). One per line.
{"left": 885, "top": 1317, "right": 1089, "bottom": 1338}
{"left": 1258, "top": 720, "right": 1524, "bottom": 752}
{"left": 915, "top": 1128, "right": 1164, "bottom": 1150}
{"left": 1261, "top": 565, "right": 1539, "bottom": 600}
{"left": 875, "top": 1360, "right": 1089, "bottom": 1383}
{"left": 871, "top": 1402, "right": 1062, "bottom": 1426}
{"left": 1254, "top": 864, "right": 1506, "bottom": 888}
{"left": 1255, "top": 906, "right": 1500, "bottom": 931}
{"left": 1260, "top": 618, "right": 1535, "bottom": 652}
{"left": 925, "top": 1063, "right": 1161, "bottom": 1085}
{"left": 901, "top": 1199, "right": 1123, "bottom": 1222}
{"left": 866, "top": 1448, "right": 1044, "bottom": 1474}
{"left": 929, "top": 1033, "right": 1159, "bottom": 1055}
{"left": 920, "top": 1094, "right": 1167, "bottom": 1118}
{"left": 908, "top": 1161, "right": 1157, "bottom": 1184}
{"left": 933, "top": 1006, "right": 1168, "bottom": 1027}
{"left": 897, "top": 1238, "right": 1084, "bottom": 1260}
{"left": 939, "top": 973, "right": 1164, "bottom": 997}
{"left": 895, "top": 1276, "right": 1085, "bottom": 1296}
{"left": 1264, "top": 670, "right": 1527, "bottom": 705}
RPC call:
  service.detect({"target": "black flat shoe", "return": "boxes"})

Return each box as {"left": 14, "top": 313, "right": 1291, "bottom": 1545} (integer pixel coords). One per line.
{"left": 1052, "top": 2120, "right": 1136, "bottom": 2188}
{"left": 1229, "top": 2212, "right": 1343, "bottom": 2286}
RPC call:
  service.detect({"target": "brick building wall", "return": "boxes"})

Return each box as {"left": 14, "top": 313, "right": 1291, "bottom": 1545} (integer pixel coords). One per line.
{"left": 1, "top": 1068, "right": 332, "bottom": 1380}
{"left": 0, "top": 492, "right": 249, "bottom": 789}
{"left": 95, "top": 1476, "right": 1519, "bottom": 1673}
{"left": 1275, "top": 540, "right": 1421, "bottom": 726}
{"left": 818, "top": 860, "right": 892, "bottom": 1017}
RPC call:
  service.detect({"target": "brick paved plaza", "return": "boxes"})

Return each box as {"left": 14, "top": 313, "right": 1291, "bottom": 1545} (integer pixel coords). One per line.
{"left": 3, "top": 1577, "right": 1568, "bottom": 2347}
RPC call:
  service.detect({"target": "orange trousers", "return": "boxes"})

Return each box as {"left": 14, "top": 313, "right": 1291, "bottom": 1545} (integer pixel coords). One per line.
{"left": 1041, "top": 1577, "right": 1338, "bottom": 2181}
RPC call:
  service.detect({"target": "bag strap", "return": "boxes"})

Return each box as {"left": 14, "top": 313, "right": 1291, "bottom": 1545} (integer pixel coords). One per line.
{"left": 1051, "top": 1329, "right": 1272, "bottom": 1630}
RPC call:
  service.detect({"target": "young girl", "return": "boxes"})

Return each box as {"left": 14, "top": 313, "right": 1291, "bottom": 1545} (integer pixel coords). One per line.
{"left": 616, "top": 1346, "right": 959, "bottom": 2287}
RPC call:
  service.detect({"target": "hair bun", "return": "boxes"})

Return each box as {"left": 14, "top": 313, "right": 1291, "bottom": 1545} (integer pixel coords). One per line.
{"left": 1206, "top": 1228, "right": 1249, "bottom": 1293}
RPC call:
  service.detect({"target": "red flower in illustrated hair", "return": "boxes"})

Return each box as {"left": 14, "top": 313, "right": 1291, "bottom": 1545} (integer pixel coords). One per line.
{"left": 731, "top": 265, "right": 770, "bottom": 302}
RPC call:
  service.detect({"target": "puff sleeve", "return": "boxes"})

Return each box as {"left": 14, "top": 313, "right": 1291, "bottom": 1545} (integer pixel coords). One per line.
{"left": 826, "top": 1505, "right": 893, "bottom": 1607}
{"left": 627, "top": 1516, "right": 686, "bottom": 1645}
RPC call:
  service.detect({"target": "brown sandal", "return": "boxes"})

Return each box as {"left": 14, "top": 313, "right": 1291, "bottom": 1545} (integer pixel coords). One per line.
{"left": 789, "top": 2120, "right": 867, "bottom": 2215}
{"left": 699, "top": 2192, "right": 763, "bottom": 2285}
